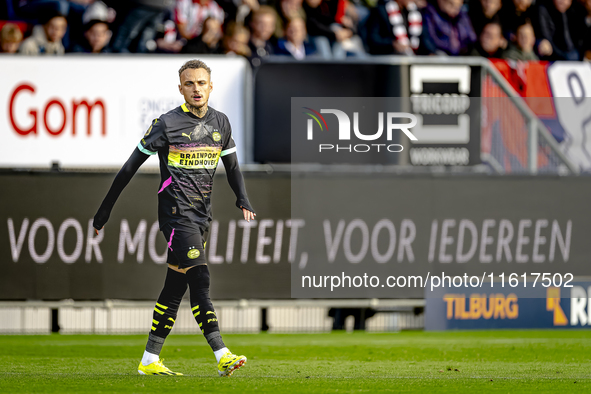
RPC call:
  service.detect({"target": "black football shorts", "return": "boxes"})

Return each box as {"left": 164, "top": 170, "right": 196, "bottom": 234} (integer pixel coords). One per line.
{"left": 161, "top": 223, "right": 207, "bottom": 269}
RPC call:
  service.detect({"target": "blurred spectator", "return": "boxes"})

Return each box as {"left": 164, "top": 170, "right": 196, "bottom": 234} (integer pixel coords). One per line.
{"left": 248, "top": 6, "right": 278, "bottom": 66}
{"left": 470, "top": 19, "right": 504, "bottom": 57}
{"left": 422, "top": 0, "right": 476, "bottom": 55}
{"left": 368, "top": 0, "right": 423, "bottom": 55}
{"left": 82, "top": 1, "right": 116, "bottom": 26}
{"left": 503, "top": 18, "right": 539, "bottom": 59}
{"left": 0, "top": 23, "right": 24, "bottom": 53}
{"left": 538, "top": 0, "right": 581, "bottom": 60}
{"left": 72, "top": 19, "right": 111, "bottom": 53}
{"left": 276, "top": 0, "right": 307, "bottom": 37}
{"left": 344, "top": 0, "right": 371, "bottom": 47}
{"left": 19, "top": 12, "right": 67, "bottom": 55}
{"left": 303, "top": 0, "right": 366, "bottom": 58}
{"left": 217, "top": 0, "right": 260, "bottom": 24}
{"left": 279, "top": 0, "right": 307, "bottom": 20}
{"left": 304, "top": 0, "right": 347, "bottom": 58}
{"left": 499, "top": 0, "right": 537, "bottom": 38}
{"left": 71, "top": 1, "right": 113, "bottom": 53}
{"left": 154, "top": 10, "right": 185, "bottom": 53}
{"left": 222, "top": 22, "right": 252, "bottom": 56}
{"left": 110, "top": 0, "right": 173, "bottom": 53}
{"left": 499, "top": 0, "right": 552, "bottom": 57}
{"left": 182, "top": 16, "right": 223, "bottom": 53}
{"left": 16, "top": 1, "right": 92, "bottom": 51}
{"left": 468, "top": 0, "right": 503, "bottom": 37}
{"left": 175, "top": 0, "right": 225, "bottom": 41}
{"left": 572, "top": 0, "right": 591, "bottom": 60}
{"left": 67, "top": 0, "right": 98, "bottom": 49}
{"left": 274, "top": 16, "right": 317, "bottom": 58}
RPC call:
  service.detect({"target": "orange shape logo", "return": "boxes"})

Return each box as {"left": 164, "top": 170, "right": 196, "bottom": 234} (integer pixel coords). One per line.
{"left": 546, "top": 287, "right": 568, "bottom": 326}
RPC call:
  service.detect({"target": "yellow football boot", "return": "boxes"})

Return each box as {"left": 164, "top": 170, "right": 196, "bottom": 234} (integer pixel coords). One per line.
{"left": 217, "top": 352, "right": 247, "bottom": 377}
{"left": 138, "top": 359, "right": 183, "bottom": 376}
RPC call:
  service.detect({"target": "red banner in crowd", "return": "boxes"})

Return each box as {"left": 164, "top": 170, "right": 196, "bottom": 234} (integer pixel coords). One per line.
{"left": 483, "top": 60, "right": 591, "bottom": 172}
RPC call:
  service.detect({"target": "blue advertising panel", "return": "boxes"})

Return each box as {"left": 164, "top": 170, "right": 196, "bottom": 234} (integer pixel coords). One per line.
{"left": 426, "top": 281, "right": 591, "bottom": 330}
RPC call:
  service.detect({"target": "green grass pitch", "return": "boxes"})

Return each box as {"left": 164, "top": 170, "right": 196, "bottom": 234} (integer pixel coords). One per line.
{"left": 1, "top": 331, "right": 590, "bottom": 393}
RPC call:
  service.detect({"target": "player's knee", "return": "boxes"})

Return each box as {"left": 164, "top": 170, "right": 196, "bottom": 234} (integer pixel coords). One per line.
{"left": 186, "top": 264, "right": 211, "bottom": 293}
{"left": 154, "top": 267, "right": 187, "bottom": 324}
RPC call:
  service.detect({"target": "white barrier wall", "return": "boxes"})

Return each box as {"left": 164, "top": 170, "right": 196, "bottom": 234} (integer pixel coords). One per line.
{"left": 546, "top": 62, "right": 591, "bottom": 172}
{"left": 0, "top": 55, "right": 249, "bottom": 169}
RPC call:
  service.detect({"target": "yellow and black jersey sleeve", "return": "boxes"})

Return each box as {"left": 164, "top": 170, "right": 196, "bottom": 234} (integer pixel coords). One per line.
{"left": 219, "top": 114, "right": 237, "bottom": 158}
{"left": 138, "top": 118, "right": 167, "bottom": 155}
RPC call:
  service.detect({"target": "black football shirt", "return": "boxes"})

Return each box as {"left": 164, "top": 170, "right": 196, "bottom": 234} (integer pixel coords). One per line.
{"left": 138, "top": 104, "right": 237, "bottom": 231}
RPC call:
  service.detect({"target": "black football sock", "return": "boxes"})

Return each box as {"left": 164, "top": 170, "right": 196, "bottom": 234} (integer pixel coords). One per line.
{"left": 145, "top": 268, "right": 187, "bottom": 356}
{"left": 186, "top": 264, "right": 226, "bottom": 351}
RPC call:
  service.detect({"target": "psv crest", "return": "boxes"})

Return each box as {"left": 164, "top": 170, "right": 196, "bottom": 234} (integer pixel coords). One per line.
{"left": 187, "top": 248, "right": 200, "bottom": 259}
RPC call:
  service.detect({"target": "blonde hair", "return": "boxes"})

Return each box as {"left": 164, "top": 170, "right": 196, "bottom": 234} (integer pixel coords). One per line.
{"left": 178, "top": 59, "right": 211, "bottom": 77}
{"left": 1, "top": 24, "right": 23, "bottom": 44}
{"left": 253, "top": 5, "right": 278, "bottom": 20}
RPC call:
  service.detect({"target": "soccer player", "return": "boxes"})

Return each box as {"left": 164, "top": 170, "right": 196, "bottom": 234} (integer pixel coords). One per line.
{"left": 93, "top": 59, "right": 255, "bottom": 377}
